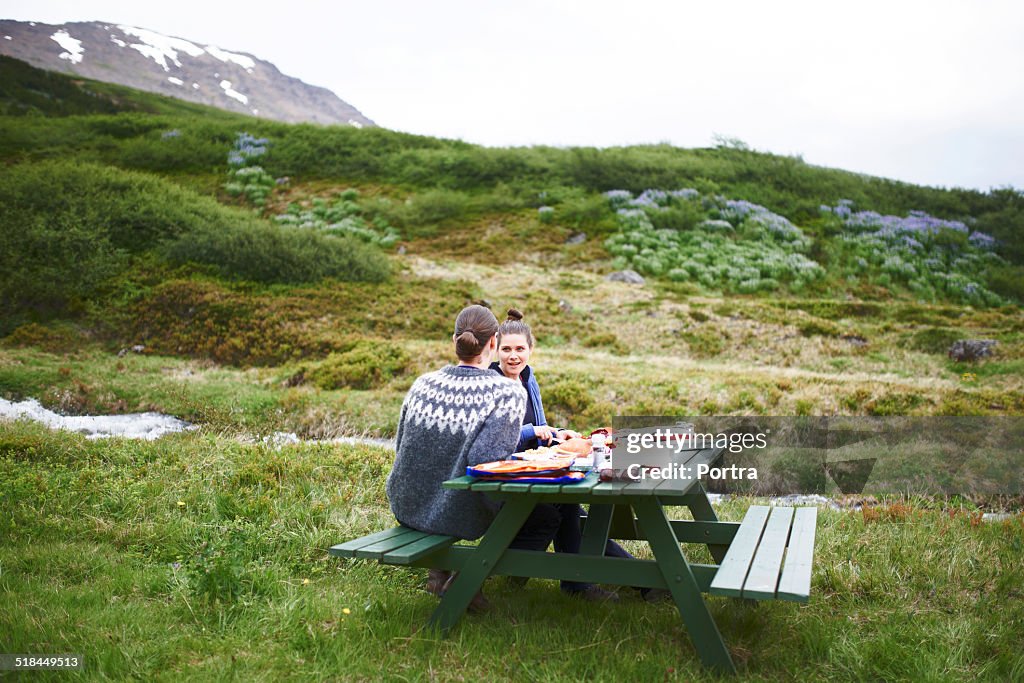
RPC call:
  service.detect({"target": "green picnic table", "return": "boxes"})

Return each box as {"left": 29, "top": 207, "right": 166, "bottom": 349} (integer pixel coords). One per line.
{"left": 331, "top": 447, "right": 818, "bottom": 675}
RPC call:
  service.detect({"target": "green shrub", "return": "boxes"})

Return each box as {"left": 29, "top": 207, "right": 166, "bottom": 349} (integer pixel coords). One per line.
{"left": 581, "top": 332, "right": 629, "bottom": 355}
{"left": 163, "top": 220, "right": 390, "bottom": 284}
{"left": 0, "top": 159, "right": 234, "bottom": 252}
{"left": 557, "top": 192, "right": 618, "bottom": 234}
{"left": 309, "top": 340, "right": 412, "bottom": 390}
{"left": 984, "top": 264, "right": 1024, "bottom": 303}
{"left": 123, "top": 277, "right": 478, "bottom": 366}
{"left": 798, "top": 319, "right": 845, "bottom": 337}
{"left": 681, "top": 328, "right": 726, "bottom": 357}
{"left": 544, "top": 373, "right": 596, "bottom": 416}
{"left": 375, "top": 188, "right": 470, "bottom": 235}
{"left": 0, "top": 212, "right": 126, "bottom": 329}
{"left": 867, "top": 392, "right": 927, "bottom": 416}
{"left": 1, "top": 159, "right": 388, "bottom": 323}
{"left": 904, "top": 327, "right": 963, "bottom": 354}
{"left": 1, "top": 323, "right": 84, "bottom": 353}
{"left": 689, "top": 309, "right": 710, "bottom": 323}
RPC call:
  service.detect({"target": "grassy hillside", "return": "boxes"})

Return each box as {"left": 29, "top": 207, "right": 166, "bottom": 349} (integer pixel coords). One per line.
{"left": 1, "top": 55, "right": 1022, "bottom": 423}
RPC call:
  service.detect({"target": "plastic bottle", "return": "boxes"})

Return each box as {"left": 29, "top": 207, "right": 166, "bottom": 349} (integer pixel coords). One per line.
{"left": 591, "top": 433, "right": 611, "bottom": 473}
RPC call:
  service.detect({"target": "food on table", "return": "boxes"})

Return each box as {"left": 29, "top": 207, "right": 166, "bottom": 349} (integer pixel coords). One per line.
{"left": 553, "top": 437, "right": 593, "bottom": 456}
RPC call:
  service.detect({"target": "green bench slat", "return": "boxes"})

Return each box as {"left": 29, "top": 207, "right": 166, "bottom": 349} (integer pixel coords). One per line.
{"left": 329, "top": 526, "right": 418, "bottom": 558}
{"left": 709, "top": 505, "right": 770, "bottom": 598}
{"left": 743, "top": 506, "right": 794, "bottom": 599}
{"left": 353, "top": 528, "right": 426, "bottom": 560}
{"left": 776, "top": 507, "right": 818, "bottom": 602}
{"left": 443, "top": 476, "right": 475, "bottom": 490}
{"left": 382, "top": 534, "right": 457, "bottom": 565}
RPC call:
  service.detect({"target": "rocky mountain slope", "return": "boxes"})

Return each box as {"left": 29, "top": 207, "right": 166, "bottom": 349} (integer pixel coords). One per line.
{"left": 0, "top": 19, "right": 373, "bottom": 127}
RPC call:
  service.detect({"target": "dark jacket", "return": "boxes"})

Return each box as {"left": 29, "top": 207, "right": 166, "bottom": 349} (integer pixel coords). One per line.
{"left": 489, "top": 361, "right": 547, "bottom": 451}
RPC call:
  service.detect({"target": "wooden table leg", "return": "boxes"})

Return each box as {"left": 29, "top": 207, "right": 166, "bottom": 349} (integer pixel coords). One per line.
{"left": 684, "top": 481, "right": 729, "bottom": 564}
{"left": 427, "top": 496, "right": 536, "bottom": 634}
{"left": 633, "top": 497, "right": 737, "bottom": 675}
{"left": 580, "top": 503, "right": 614, "bottom": 555}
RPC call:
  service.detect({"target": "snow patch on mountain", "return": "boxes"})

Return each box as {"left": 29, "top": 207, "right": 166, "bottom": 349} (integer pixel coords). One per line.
{"left": 219, "top": 79, "right": 248, "bottom": 104}
{"left": 205, "top": 44, "right": 255, "bottom": 71}
{"left": 50, "top": 29, "right": 83, "bottom": 64}
{"left": 117, "top": 24, "right": 203, "bottom": 71}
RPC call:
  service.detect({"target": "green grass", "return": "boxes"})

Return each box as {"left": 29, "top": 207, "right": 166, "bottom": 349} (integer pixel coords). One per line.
{"left": 1, "top": 422, "right": 1022, "bottom": 680}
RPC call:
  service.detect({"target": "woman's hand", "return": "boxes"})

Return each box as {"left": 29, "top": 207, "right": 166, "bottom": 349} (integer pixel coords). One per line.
{"left": 553, "top": 428, "right": 581, "bottom": 441}
{"left": 534, "top": 425, "right": 557, "bottom": 443}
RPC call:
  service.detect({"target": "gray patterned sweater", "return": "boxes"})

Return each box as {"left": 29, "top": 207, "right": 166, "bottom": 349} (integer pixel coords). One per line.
{"left": 386, "top": 365, "right": 526, "bottom": 540}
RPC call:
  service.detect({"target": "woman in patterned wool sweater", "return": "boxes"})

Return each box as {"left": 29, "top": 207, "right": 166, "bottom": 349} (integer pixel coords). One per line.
{"left": 385, "top": 304, "right": 563, "bottom": 609}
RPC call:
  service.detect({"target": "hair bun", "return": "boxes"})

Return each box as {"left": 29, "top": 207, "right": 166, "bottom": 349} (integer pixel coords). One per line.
{"left": 506, "top": 308, "right": 524, "bottom": 322}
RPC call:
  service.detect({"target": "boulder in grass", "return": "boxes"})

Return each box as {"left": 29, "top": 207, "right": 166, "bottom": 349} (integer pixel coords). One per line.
{"left": 948, "top": 339, "right": 997, "bottom": 362}
{"left": 565, "top": 232, "right": 587, "bottom": 245}
{"left": 606, "top": 270, "right": 645, "bottom": 285}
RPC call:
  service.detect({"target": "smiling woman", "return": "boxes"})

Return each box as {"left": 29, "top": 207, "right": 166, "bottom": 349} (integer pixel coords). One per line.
{"left": 489, "top": 308, "right": 574, "bottom": 451}
{"left": 487, "top": 307, "right": 652, "bottom": 601}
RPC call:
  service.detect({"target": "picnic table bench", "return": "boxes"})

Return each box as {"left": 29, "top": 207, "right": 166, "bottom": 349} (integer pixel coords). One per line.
{"left": 331, "top": 447, "right": 819, "bottom": 674}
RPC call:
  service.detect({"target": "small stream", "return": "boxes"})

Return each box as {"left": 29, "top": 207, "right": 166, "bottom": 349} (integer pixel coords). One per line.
{"left": 1, "top": 397, "right": 196, "bottom": 440}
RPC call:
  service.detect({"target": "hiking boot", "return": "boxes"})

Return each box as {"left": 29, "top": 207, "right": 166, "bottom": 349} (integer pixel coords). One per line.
{"left": 468, "top": 589, "right": 491, "bottom": 613}
{"left": 440, "top": 572, "right": 491, "bottom": 613}
{"left": 425, "top": 569, "right": 451, "bottom": 596}
{"left": 640, "top": 587, "right": 671, "bottom": 603}
{"left": 568, "top": 585, "right": 620, "bottom": 602}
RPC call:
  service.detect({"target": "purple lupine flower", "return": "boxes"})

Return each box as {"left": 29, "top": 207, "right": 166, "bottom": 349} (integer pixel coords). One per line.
{"left": 604, "top": 189, "right": 633, "bottom": 205}
{"left": 637, "top": 189, "right": 669, "bottom": 205}
{"left": 968, "top": 231, "right": 997, "bottom": 249}
{"left": 901, "top": 235, "right": 923, "bottom": 250}
{"left": 228, "top": 132, "right": 269, "bottom": 166}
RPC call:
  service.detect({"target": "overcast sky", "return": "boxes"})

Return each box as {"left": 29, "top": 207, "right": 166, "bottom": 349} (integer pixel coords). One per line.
{"left": 6, "top": 1, "right": 1024, "bottom": 191}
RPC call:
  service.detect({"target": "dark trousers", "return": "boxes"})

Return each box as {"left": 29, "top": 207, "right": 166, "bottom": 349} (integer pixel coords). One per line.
{"left": 554, "top": 503, "right": 633, "bottom": 592}
{"left": 507, "top": 502, "right": 563, "bottom": 552}
{"left": 507, "top": 502, "right": 634, "bottom": 593}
